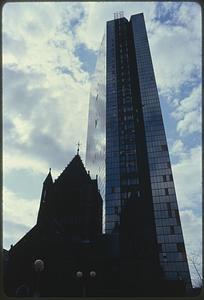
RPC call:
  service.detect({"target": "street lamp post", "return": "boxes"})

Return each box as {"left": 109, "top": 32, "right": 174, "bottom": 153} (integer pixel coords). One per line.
{"left": 33, "top": 259, "right": 44, "bottom": 297}
{"left": 90, "top": 271, "right": 96, "bottom": 278}
{"left": 75, "top": 269, "right": 96, "bottom": 297}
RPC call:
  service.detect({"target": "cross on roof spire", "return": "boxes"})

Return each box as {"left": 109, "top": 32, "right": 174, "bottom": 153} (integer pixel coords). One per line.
{"left": 76, "top": 142, "right": 81, "bottom": 155}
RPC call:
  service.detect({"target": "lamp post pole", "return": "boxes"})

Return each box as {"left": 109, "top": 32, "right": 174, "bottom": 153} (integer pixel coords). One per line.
{"left": 76, "top": 269, "right": 96, "bottom": 297}
{"left": 82, "top": 282, "right": 86, "bottom": 297}
{"left": 33, "top": 259, "right": 44, "bottom": 297}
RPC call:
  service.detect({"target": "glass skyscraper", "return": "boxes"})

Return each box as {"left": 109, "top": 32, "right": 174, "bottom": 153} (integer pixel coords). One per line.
{"left": 86, "top": 13, "right": 192, "bottom": 289}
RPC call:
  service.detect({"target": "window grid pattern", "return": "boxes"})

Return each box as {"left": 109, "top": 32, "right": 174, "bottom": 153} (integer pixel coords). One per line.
{"left": 131, "top": 14, "right": 191, "bottom": 286}
{"left": 106, "top": 20, "right": 121, "bottom": 233}
{"left": 115, "top": 18, "right": 140, "bottom": 214}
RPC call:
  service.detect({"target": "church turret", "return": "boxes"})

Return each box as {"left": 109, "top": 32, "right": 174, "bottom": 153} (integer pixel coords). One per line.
{"left": 44, "top": 168, "right": 53, "bottom": 186}
{"left": 37, "top": 168, "right": 53, "bottom": 224}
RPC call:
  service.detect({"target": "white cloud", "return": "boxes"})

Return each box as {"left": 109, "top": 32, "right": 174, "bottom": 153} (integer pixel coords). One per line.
{"left": 3, "top": 0, "right": 92, "bottom": 246}
{"left": 11, "top": 116, "right": 34, "bottom": 144}
{"left": 180, "top": 210, "right": 202, "bottom": 248}
{"left": 172, "top": 85, "right": 201, "bottom": 119}
{"left": 3, "top": 2, "right": 90, "bottom": 175}
{"left": 149, "top": 24, "right": 201, "bottom": 94}
{"left": 148, "top": 2, "right": 201, "bottom": 95}
{"left": 3, "top": 187, "right": 39, "bottom": 247}
{"left": 176, "top": 110, "right": 201, "bottom": 136}
{"left": 3, "top": 150, "right": 49, "bottom": 176}
{"left": 75, "top": 2, "right": 158, "bottom": 51}
{"left": 172, "top": 145, "right": 202, "bottom": 211}
{"left": 171, "top": 84, "right": 201, "bottom": 136}
{"left": 177, "top": 2, "right": 201, "bottom": 35}
{"left": 3, "top": 2, "right": 201, "bottom": 173}
{"left": 170, "top": 139, "right": 185, "bottom": 157}
{"left": 170, "top": 142, "right": 202, "bottom": 286}
{"left": 75, "top": 2, "right": 201, "bottom": 99}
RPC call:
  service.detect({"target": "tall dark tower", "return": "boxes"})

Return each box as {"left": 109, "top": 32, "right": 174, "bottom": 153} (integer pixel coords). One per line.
{"left": 86, "top": 13, "right": 192, "bottom": 291}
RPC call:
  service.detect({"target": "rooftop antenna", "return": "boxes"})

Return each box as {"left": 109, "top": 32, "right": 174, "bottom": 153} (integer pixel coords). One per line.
{"left": 114, "top": 11, "right": 124, "bottom": 19}
{"left": 76, "top": 141, "right": 81, "bottom": 155}
{"left": 119, "top": 11, "right": 124, "bottom": 18}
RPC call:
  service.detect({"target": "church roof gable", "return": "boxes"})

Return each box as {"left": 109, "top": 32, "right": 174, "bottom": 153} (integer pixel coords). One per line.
{"left": 55, "top": 154, "right": 91, "bottom": 185}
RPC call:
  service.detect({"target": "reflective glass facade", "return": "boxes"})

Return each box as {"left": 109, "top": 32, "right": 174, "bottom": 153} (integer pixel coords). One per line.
{"left": 86, "top": 13, "right": 191, "bottom": 288}
{"left": 106, "top": 20, "right": 122, "bottom": 233}
{"left": 130, "top": 14, "right": 191, "bottom": 287}
{"left": 85, "top": 35, "right": 106, "bottom": 228}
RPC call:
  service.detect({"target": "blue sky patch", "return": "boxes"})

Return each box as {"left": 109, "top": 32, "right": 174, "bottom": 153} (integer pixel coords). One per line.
{"left": 70, "top": 10, "right": 85, "bottom": 29}
{"left": 154, "top": 2, "right": 182, "bottom": 26}
{"left": 75, "top": 43, "right": 97, "bottom": 74}
{"left": 4, "top": 169, "right": 44, "bottom": 200}
{"left": 55, "top": 66, "right": 73, "bottom": 77}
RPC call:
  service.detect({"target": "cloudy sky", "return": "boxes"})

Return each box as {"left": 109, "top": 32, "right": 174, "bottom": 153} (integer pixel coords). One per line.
{"left": 3, "top": 2, "right": 201, "bottom": 286}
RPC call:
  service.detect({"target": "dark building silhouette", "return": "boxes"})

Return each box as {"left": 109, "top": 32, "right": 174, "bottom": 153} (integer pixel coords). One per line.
{"left": 4, "top": 154, "right": 191, "bottom": 297}
{"left": 85, "top": 12, "right": 192, "bottom": 294}
{"left": 4, "top": 154, "right": 104, "bottom": 297}
{"left": 37, "top": 154, "right": 102, "bottom": 241}
{"left": 4, "top": 154, "right": 190, "bottom": 297}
